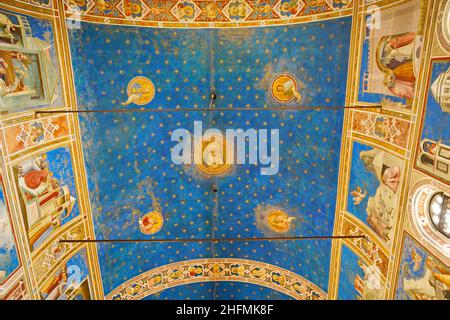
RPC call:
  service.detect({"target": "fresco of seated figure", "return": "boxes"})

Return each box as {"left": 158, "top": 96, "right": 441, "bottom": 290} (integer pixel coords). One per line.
{"left": 15, "top": 147, "right": 78, "bottom": 251}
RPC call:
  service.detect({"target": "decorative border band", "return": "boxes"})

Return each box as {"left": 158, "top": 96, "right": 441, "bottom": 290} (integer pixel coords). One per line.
{"left": 106, "top": 258, "right": 327, "bottom": 300}
{"left": 341, "top": 214, "right": 390, "bottom": 279}
{"left": 65, "top": 0, "right": 354, "bottom": 28}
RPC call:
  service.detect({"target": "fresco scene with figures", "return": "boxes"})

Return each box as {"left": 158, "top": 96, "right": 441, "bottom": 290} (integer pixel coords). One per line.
{"left": 347, "top": 141, "right": 403, "bottom": 247}
{"left": 0, "top": 0, "right": 447, "bottom": 302}
{"left": 0, "top": 7, "right": 61, "bottom": 112}
{"left": 14, "top": 147, "right": 79, "bottom": 251}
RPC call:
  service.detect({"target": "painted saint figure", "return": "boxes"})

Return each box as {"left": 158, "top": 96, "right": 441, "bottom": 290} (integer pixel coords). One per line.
{"left": 280, "top": 0, "right": 299, "bottom": 17}
{"left": 377, "top": 32, "right": 418, "bottom": 100}
{"left": 138, "top": 211, "right": 163, "bottom": 235}
{"left": 16, "top": 152, "right": 76, "bottom": 248}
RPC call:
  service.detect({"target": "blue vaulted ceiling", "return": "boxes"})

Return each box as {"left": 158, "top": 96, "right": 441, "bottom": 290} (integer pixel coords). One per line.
{"left": 143, "top": 282, "right": 295, "bottom": 300}
{"left": 68, "top": 17, "right": 351, "bottom": 298}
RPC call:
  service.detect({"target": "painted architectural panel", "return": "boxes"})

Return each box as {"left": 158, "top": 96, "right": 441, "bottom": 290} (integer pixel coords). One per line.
{"left": 347, "top": 141, "right": 403, "bottom": 246}
{"left": 416, "top": 59, "right": 450, "bottom": 183}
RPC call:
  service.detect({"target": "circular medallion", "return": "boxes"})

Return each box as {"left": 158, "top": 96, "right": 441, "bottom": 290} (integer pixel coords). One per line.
{"left": 194, "top": 134, "right": 233, "bottom": 176}
{"left": 437, "top": 0, "right": 450, "bottom": 52}
{"left": 139, "top": 211, "right": 163, "bottom": 235}
{"left": 271, "top": 74, "right": 301, "bottom": 103}
{"left": 126, "top": 76, "right": 155, "bottom": 105}
{"left": 267, "top": 209, "right": 293, "bottom": 233}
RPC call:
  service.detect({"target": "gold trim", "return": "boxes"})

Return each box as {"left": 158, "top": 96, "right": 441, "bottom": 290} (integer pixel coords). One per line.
{"left": 106, "top": 258, "right": 327, "bottom": 300}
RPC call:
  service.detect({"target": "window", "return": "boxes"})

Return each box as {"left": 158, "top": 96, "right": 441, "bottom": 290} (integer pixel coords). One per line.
{"left": 409, "top": 183, "right": 450, "bottom": 262}
{"left": 429, "top": 192, "right": 450, "bottom": 238}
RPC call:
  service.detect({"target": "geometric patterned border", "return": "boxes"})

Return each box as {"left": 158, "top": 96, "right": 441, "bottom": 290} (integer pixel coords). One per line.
{"left": 66, "top": 0, "right": 354, "bottom": 28}
{"left": 106, "top": 258, "right": 327, "bottom": 300}
{"left": 2, "top": 115, "right": 69, "bottom": 157}
{"left": 341, "top": 215, "right": 390, "bottom": 279}
{"left": 31, "top": 221, "right": 86, "bottom": 286}
{"left": 351, "top": 110, "right": 411, "bottom": 150}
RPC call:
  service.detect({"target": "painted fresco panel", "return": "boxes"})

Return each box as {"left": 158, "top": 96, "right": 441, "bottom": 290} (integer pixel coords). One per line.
{"left": 14, "top": 147, "right": 79, "bottom": 251}
{"left": 347, "top": 141, "right": 403, "bottom": 246}
{"left": 0, "top": 8, "right": 62, "bottom": 112}
{"left": 358, "top": 0, "right": 425, "bottom": 109}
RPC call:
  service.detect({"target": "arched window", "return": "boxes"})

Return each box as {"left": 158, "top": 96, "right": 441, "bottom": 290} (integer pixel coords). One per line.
{"left": 408, "top": 180, "right": 450, "bottom": 264}
{"left": 429, "top": 192, "right": 450, "bottom": 238}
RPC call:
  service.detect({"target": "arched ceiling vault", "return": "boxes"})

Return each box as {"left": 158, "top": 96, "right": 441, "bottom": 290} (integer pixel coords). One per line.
{"left": 68, "top": 14, "right": 350, "bottom": 296}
